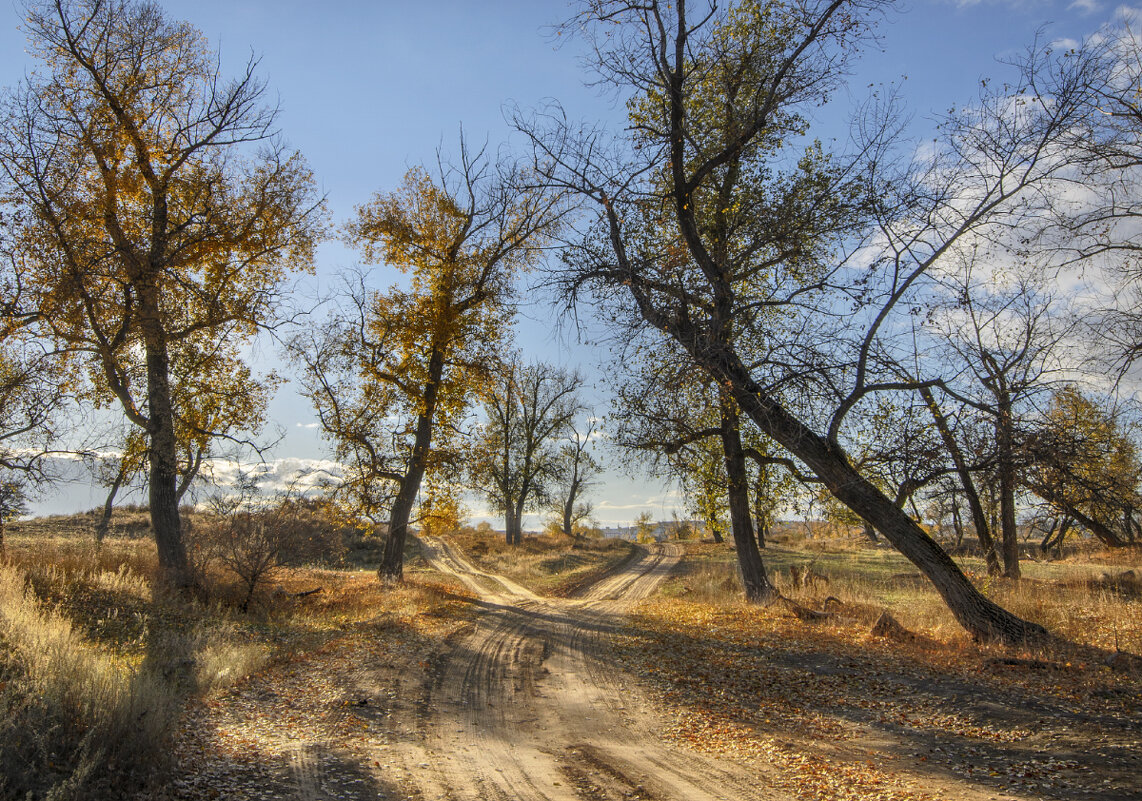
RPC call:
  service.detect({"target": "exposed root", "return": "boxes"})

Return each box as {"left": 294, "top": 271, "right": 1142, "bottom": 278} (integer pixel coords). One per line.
{"left": 778, "top": 595, "right": 833, "bottom": 622}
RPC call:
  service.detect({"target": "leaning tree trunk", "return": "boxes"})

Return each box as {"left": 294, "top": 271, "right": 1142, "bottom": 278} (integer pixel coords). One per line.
{"left": 699, "top": 344, "right": 1047, "bottom": 644}
{"left": 1031, "top": 492, "right": 1125, "bottom": 547}
{"left": 140, "top": 286, "right": 192, "bottom": 590}
{"left": 920, "top": 388, "right": 1002, "bottom": 576}
{"left": 380, "top": 348, "right": 445, "bottom": 580}
{"left": 720, "top": 398, "right": 776, "bottom": 603}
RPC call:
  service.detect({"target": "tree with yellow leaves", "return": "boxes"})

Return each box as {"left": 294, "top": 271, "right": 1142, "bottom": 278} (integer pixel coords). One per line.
{"left": 0, "top": 0, "right": 325, "bottom": 588}
{"left": 1026, "top": 386, "right": 1142, "bottom": 547}
{"left": 293, "top": 145, "right": 562, "bottom": 579}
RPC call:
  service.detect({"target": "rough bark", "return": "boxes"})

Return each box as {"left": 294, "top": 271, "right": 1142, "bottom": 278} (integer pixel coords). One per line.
{"left": 921, "top": 387, "right": 1002, "bottom": 575}
{"left": 720, "top": 398, "right": 776, "bottom": 603}
{"left": 140, "top": 282, "right": 191, "bottom": 589}
{"left": 380, "top": 348, "right": 445, "bottom": 580}
{"left": 996, "top": 400, "right": 1021, "bottom": 579}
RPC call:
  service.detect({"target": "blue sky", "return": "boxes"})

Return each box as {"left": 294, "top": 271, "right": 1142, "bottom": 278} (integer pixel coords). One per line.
{"left": 1, "top": 0, "right": 1120, "bottom": 523}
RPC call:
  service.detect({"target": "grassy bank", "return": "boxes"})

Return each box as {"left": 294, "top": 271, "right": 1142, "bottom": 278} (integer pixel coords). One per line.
{"left": 0, "top": 516, "right": 472, "bottom": 800}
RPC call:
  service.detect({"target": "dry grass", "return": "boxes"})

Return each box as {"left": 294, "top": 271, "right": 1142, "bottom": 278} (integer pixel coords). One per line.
{"left": 612, "top": 540, "right": 1142, "bottom": 801}
{"left": 662, "top": 540, "right": 1142, "bottom": 652}
{"left": 446, "top": 528, "right": 637, "bottom": 595}
{"left": 0, "top": 515, "right": 476, "bottom": 800}
{"left": 0, "top": 561, "right": 171, "bottom": 800}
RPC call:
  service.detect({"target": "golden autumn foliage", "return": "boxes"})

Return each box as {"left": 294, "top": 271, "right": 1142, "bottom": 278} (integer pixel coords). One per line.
{"left": 294, "top": 148, "right": 563, "bottom": 578}
{"left": 0, "top": 0, "right": 326, "bottom": 584}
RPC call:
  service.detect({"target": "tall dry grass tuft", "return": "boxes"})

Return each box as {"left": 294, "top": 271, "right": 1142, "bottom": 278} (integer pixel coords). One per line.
{"left": 0, "top": 562, "right": 173, "bottom": 799}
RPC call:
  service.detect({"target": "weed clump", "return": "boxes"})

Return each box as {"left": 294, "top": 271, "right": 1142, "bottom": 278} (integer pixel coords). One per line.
{"left": 0, "top": 563, "right": 172, "bottom": 800}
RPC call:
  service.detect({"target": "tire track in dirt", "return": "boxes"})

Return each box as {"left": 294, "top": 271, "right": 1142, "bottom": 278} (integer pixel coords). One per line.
{"left": 381, "top": 538, "right": 792, "bottom": 801}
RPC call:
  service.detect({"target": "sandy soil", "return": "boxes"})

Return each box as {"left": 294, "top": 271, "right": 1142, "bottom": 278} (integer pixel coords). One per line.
{"left": 155, "top": 540, "right": 1140, "bottom": 801}
{"left": 351, "top": 538, "right": 788, "bottom": 800}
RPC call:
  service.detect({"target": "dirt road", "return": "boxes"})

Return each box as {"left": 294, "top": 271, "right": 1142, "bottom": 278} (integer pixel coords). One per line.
{"left": 163, "top": 539, "right": 1140, "bottom": 801}
{"left": 359, "top": 537, "right": 788, "bottom": 801}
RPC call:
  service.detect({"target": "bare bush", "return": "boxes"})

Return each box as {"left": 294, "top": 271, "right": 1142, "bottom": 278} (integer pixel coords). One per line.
{"left": 192, "top": 477, "right": 347, "bottom": 611}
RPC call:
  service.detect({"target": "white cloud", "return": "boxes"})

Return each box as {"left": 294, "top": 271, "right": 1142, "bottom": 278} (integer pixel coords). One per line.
{"left": 197, "top": 456, "right": 344, "bottom": 496}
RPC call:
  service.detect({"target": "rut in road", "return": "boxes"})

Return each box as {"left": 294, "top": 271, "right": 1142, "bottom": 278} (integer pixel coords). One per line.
{"left": 372, "top": 537, "right": 792, "bottom": 801}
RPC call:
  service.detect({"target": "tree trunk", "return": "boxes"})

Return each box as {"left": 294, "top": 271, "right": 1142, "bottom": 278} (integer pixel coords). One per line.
{"left": 996, "top": 402, "right": 1021, "bottom": 579}
{"left": 861, "top": 521, "right": 879, "bottom": 543}
{"left": 513, "top": 495, "right": 528, "bottom": 545}
{"left": 561, "top": 471, "right": 583, "bottom": 538}
{"left": 720, "top": 398, "right": 776, "bottom": 603}
{"left": 751, "top": 463, "right": 770, "bottom": 548}
{"left": 504, "top": 504, "right": 524, "bottom": 545}
{"left": 95, "top": 463, "right": 128, "bottom": 543}
{"left": 920, "top": 388, "right": 1002, "bottom": 576}
{"left": 1037, "top": 494, "right": 1125, "bottom": 547}
{"left": 140, "top": 284, "right": 191, "bottom": 590}
{"left": 951, "top": 500, "right": 964, "bottom": 547}
{"left": 562, "top": 499, "right": 574, "bottom": 539}
{"left": 1041, "top": 516, "right": 1071, "bottom": 555}
{"left": 700, "top": 346, "right": 1046, "bottom": 644}
{"left": 380, "top": 348, "right": 445, "bottom": 580}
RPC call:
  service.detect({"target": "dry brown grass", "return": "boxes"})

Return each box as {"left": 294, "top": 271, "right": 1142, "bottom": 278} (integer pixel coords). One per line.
{"left": 446, "top": 527, "right": 637, "bottom": 595}
{"left": 0, "top": 515, "right": 475, "bottom": 800}
{"left": 612, "top": 540, "right": 1142, "bottom": 801}
{"left": 662, "top": 540, "right": 1142, "bottom": 652}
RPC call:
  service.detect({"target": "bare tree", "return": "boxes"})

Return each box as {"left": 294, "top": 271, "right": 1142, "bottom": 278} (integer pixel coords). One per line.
{"left": 550, "top": 417, "right": 602, "bottom": 538}
{"left": 469, "top": 357, "right": 584, "bottom": 545}
{"left": 924, "top": 264, "right": 1080, "bottom": 578}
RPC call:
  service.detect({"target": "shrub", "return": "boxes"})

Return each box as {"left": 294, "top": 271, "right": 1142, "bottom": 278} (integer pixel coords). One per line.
{"left": 192, "top": 478, "right": 348, "bottom": 611}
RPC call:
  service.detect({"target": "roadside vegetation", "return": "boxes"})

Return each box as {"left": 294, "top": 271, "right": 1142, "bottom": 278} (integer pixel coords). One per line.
{"left": 610, "top": 532, "right": 1142, "bottom": 801}
{"left": 0, "top": 510, "right": 472, "bottom": 800}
